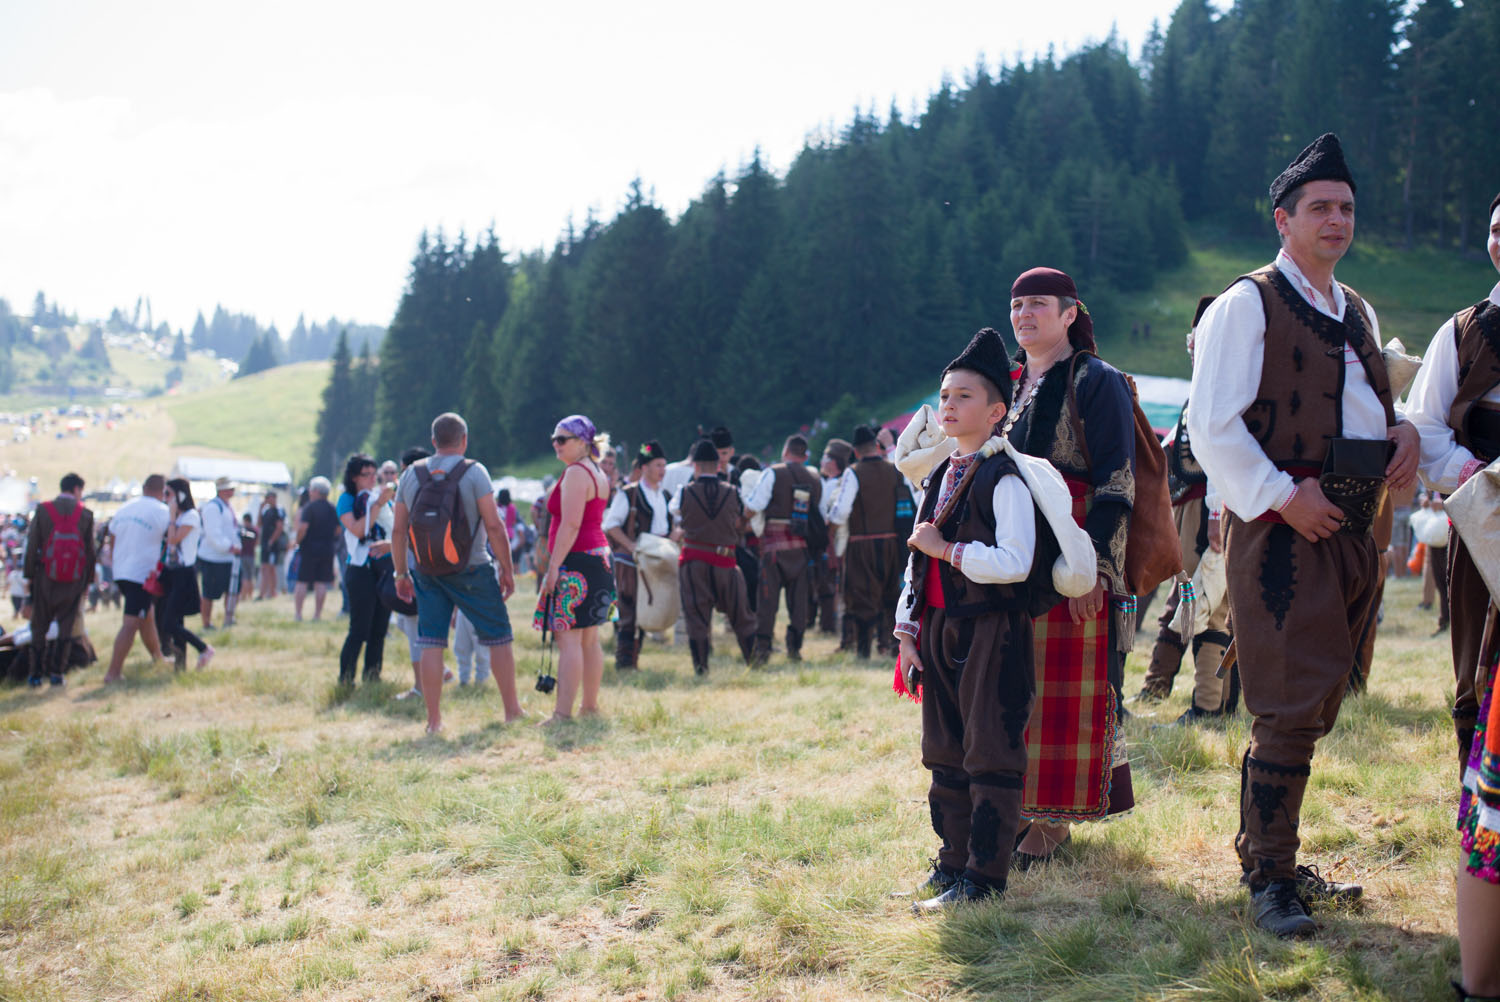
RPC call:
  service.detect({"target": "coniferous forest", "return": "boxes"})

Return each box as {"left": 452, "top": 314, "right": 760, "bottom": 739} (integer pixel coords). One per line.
{"left": 355, "top": 0, "right": 1500, "bottom": 471}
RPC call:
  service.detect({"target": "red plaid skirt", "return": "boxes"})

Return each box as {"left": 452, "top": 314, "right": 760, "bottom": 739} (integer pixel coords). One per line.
{"left": 1021, "top": 477, "right": 1131, "bottom": 822}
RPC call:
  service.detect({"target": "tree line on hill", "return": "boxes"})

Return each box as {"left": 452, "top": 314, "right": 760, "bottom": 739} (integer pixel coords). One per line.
{"left": 302, "top": 0, "right": 1483, "bottom": 475}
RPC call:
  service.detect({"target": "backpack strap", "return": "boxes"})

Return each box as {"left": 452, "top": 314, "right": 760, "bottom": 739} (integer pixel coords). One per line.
{"left": 412, "top": 460, "right": 433, "bottom": 485}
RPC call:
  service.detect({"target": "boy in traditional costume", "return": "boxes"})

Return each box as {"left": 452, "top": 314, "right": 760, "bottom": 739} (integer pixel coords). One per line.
{"left": 671, "top": 439, "right": 758, "bottom": 674}
{"left": 893, "top": 328, "right": 1096, "bottom": 910}
{"left": 1187, "top": 134, "right": 1420, "bottom": 936}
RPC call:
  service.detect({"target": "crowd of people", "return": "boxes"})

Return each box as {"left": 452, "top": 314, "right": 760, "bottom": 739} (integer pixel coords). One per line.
{"left": 10, "top": 133, "right": 1500, "bottom": 997}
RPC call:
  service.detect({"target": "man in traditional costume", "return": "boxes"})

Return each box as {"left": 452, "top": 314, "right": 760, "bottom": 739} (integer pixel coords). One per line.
{"left": 1137, "top": 297, "right": 1237, "bottom": 721}
{"left": 743, "top": 435, "right": 823, "bottom": 663}
{"left": 603, "top": 440, "right": 674, "bottom": 670}
{"left": 671, "top": 439, "right": 757, "bottom": 674}
{"left": 839, "top": 424, "right": 909, "bottom": 659}
{"left": 814, "top": 438, "right": 855, "bottom": 641}
{"left": 1408, "top": 191, "right": 1500, "bottom": 768}
{"left": 895, "top": 327, "right": 1097, "bottom": 910}
{"left": 1004, "top": 266, "right": 1137, "bottom": 867}
{"left": 1187, "top": 134, "right": 1420, "bottom": 937}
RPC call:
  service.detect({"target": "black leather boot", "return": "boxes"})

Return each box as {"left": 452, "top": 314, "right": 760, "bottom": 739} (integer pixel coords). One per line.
{"left": 912, "top": 874, "right": 998, "bottom": 914}
{"left": 689, "top": 639, "right": 710, "bottom": 676}
{"left": 855, "top": 619, "right": 872, "bottom": 660}
{"left": 615, "top": 631, "right": 636, "bottom": 670}
{"left": 738, "top": 633, "right": 756, "bottom": 665}
{"left": 1250, "top": 879, "right": 1315, "bottom": 938}
{"left": 750, "top": 635, "right": 771, "bottom": 667}
{"left": 912, "top": 858, "right": 960, "bottom": 899}
{"left": 1294, "top": 864, "right": 1362, "bottom": 903}
{"left": 785, "top": 627, "right": 803, "bottom": 663}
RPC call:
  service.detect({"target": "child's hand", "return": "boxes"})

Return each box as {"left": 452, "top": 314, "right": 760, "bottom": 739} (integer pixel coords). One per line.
{"left": 898, "top": 635, "right": 922, "bottom": 683}
{"left": 908, "top": 522, "right": 946, "bottom": 558}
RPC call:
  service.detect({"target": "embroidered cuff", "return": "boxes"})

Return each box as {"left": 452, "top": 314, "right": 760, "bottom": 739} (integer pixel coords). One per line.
{"left": 1275, "top": 482, "right": 1300, "bottom": 513}
{"left": 949, "top": 542, "right": 966, "bottom": 568}
{"left": 1459, "top": 458, "right": 1484, "bottom": 487}
{"left": 893, "top": 622, "right": 919, "bottom": 639}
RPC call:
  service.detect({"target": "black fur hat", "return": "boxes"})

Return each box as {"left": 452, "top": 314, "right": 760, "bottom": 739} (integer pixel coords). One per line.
{"left": 636, "top": 440, "right": 666, "bottom": 466}
{"left": 690, "top": 438, "right": 719, "bottom": 464}
{"left": 1270, "top": 133, "right": 1356, "bottom": 210}
{"left": 851, "top": 424, "right": 878, "bottom": 447}
{"left": 943, "top": 327, "right": 1014, "bottom": 408}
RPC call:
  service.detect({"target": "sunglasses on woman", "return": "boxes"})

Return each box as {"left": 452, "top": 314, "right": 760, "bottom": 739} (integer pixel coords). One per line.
{"left": 551, "top": 434, "right": 576, "bottom": 445}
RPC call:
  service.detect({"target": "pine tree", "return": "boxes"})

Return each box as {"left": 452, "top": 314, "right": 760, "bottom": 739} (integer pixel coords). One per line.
{"left": 171, "top": 331, "right": 188, "bottom": 361}
{"left": 311, "top": 330, "right": 357, "bottom": 477}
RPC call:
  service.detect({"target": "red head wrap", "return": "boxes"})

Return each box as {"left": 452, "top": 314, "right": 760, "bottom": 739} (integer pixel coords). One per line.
{"left": 1010, "top": 267, "right": 1095, "bottom": 353}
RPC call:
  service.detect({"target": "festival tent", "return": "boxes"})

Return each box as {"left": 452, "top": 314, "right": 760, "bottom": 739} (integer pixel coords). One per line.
{"left": 170, "top": 457, "right": 294, "bottom": 491}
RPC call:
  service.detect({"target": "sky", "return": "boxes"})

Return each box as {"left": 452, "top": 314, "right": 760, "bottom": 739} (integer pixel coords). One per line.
{"left": 1, "top": 0, "right": 1186, "bottom": 335}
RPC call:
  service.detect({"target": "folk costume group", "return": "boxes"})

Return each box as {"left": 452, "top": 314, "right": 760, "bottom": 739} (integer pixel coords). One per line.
{"left": 580, "top": 131, "right": 1500, "bottom": 992}
{"left": 879, "top": 131, "right": 1500, "bottom": 998}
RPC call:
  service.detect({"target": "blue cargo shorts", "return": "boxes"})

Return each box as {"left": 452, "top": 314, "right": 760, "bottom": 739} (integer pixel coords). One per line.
{"left": 411, "top": 564, "right": 513, "bottom": 649}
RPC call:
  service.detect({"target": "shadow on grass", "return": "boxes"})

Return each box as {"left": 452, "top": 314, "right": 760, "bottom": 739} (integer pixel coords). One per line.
{"left": 922, "top": 839, "right": 1459, "bottom": 1002}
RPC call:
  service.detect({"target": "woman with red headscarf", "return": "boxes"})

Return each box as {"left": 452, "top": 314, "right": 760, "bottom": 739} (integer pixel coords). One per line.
{"left": 1004, "top": 266, "right": 1137, "bottom": 866}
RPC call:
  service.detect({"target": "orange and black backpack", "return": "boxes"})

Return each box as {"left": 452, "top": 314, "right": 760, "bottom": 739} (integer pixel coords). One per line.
{"left": 407, "top": 459, "right": 475, "bottom": 575}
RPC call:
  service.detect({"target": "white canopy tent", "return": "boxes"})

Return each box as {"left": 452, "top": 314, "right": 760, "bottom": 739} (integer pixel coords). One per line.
{"left": 170, "top": 457, "right": 294, "bottom": 491}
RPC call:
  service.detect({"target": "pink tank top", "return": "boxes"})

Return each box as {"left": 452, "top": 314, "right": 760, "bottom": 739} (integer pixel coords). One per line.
{"left": 547, "top": 464, "right": 609, "bottom": 554}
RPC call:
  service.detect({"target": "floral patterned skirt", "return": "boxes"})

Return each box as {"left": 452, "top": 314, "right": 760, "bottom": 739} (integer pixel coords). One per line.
{"left": 534, "top": 547, "right": 616, "bottom": 632}
{"left": 1459, "top": 684, "right": 1500, "bottom": 884}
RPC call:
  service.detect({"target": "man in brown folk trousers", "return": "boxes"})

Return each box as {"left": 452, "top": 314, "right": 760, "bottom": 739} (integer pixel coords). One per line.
{"left": 1187, "top": 134, "right": 1421, "bottom": 937}
{"left": 742, "top": 435, "right": 822, "bottom": 663}
{"left": 671, "top": 439, "right": 756, "bottom": 674}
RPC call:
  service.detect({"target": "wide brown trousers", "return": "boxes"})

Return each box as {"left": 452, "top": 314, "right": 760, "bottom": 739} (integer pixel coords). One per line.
{"left": 920, "top": 605, "right": 1035, "bottom": 888}
{"left": 757, "top": 547, "right": 811, "bottom": 641}
{"left": 1225, "top": 516, "right": 1380, "bottom": 887}
{"left": 843, "top": 537, "right": 903, "bottom": 650}
{"left": 680, "top": 560, "right": 756, "bottom": 644}
{"left": 1449, "top": 530, "right": 1495, "bottom": 766}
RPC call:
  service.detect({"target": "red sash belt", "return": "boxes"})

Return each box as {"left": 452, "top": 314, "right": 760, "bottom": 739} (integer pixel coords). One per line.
{"left": 760, "top": 521, "right": 806, "bottom": 555}
{"left": 1171, "top": 483, "right": 1207, "bottom": 506}
{"left": 680, "top": 541, "right": 736, "bottom": 568}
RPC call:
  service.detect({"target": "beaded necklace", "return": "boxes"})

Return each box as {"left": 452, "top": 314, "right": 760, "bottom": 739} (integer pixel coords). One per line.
{"left": 1002, "top": 367, "right": 1047, "bottom": 437}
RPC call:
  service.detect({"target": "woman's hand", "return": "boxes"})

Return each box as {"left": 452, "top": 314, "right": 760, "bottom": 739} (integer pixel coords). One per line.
{"left": 376, "top": 483, "right": 396, "bottom": 506}
{"left": 369, "top": 541, "right": 392, "bottom": 557}
{"left": 1068, "top": 575, "right": 1108, "bottom": 624}
{"left": 541, "top": 567, "right": 560, "bottom": 594}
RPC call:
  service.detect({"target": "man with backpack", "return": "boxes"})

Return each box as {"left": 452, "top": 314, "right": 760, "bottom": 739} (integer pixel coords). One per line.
{"left": 391, "top": 412, "right": 523, "bottom": 734}
{"left": 24, "top": 472, "right": 96, "bottom": 686}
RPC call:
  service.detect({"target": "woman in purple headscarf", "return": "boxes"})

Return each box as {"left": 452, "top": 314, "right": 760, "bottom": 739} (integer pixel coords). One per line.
{"left": 534, "top": 414, "right": 616, "bottom": 723}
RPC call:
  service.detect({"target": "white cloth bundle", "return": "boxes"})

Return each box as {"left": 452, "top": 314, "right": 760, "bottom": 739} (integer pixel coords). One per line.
{"left": 1411, "top": 507, "right": 1452, "bottom": 548}
{"left": 632, "top": 533, "right": 681, "bottom": 634}
{"left": 1168, "top": 548, "right": 1228, "bottom": 641}
{"left": 1382, "top": 337, "right": 1422, "bottom": 400}
{"left": 739, "top": 468, "right": 766, "bottom": 537}
{"left": 892, "top": 406, "right": 1095, "bottom": 598}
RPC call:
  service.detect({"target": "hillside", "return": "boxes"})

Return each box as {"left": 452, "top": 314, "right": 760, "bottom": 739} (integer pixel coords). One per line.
{"left": 164, "top": 360, "right": 329, "bottom": 478}
{"left": 1096, "top": 231, "right": 1498, "bottom": 380}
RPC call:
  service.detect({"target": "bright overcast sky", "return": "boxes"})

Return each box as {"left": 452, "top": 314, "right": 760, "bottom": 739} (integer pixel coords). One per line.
{"left": 1, "top": 0, "right": 1184, "bottom": 334}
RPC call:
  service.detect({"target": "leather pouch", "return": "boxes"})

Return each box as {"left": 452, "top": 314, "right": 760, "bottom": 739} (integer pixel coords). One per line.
{"left": 1318, "top": 437, "right": 1392, "bottom": 535}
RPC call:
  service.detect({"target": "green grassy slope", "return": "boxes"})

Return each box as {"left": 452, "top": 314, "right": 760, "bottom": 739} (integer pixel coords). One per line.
{"left": 1096, "top": 231, "right": 1496, "bottom": 379}
{"left": 165, "top": 360, "right": 329, "bottom": 476}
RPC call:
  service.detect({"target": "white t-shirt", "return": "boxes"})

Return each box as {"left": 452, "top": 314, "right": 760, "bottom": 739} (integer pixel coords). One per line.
{"left": 172, "top": 509, "right": 203, "bottom": 566}
{"left": 7, "top": 568, "right": 26, "bottom": 597}
{"left": 109, "top": 495, "right": 170, "bottom": 584}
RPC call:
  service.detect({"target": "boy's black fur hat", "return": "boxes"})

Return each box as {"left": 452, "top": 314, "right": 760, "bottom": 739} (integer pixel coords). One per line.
{"left": 944, "top": 327, "right": 1014, "bottom": 408}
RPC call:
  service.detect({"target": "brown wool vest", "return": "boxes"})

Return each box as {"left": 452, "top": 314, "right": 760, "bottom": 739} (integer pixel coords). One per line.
{"left": 849, "top": 456, "right": 902, "bottom": 535}
{"left": 1237, "top": 267, "right": 1396, "bottom": 470}
{"left": 1450, "top": 301, "right": 1500, "bottom": 462}
{"left": 766, "top": 462, "right": 820, "bottom": 519}
{"left": 678, "top": 478, "right": 741, "bottom": 548}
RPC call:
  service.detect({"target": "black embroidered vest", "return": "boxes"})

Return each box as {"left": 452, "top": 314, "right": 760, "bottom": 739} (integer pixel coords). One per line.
{"left": 1450, "top": 301, "right": 1500, "bottom": 463}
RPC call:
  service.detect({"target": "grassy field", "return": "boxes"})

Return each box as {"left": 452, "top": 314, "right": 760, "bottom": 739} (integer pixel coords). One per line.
{"left": 164, "top": 361, "right": 330, "bottom": 477}
{"left": 0, "top": 575, "right": 1466, "bottom": 1001}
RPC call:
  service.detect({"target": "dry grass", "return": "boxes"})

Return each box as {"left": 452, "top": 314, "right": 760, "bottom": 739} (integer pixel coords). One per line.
{"left": 0, "top": 576, "right": 1464, "bottom": 1001}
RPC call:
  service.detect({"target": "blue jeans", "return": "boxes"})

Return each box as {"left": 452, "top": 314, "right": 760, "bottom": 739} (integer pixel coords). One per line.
{"left": 412, "top": 564, "right": 512, "bottom": 649}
